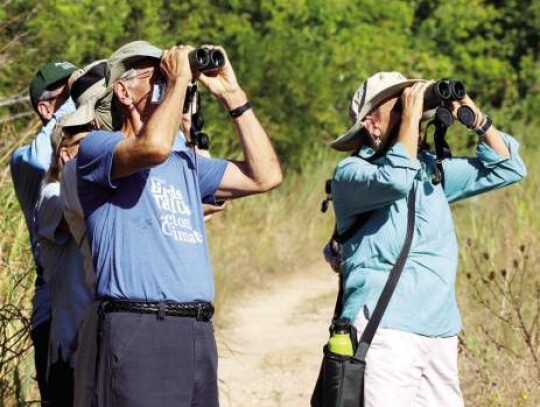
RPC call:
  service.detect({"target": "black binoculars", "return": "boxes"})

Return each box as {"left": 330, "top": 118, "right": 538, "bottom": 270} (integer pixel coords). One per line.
{"left": 188, "top": 47, "right": 225, "bottom": 75}
{"left": 424, "top": 79, "right": 466, "bottom": 111}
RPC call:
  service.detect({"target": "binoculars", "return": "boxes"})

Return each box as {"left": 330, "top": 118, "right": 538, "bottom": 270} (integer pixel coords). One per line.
{"left": 424, "top": 79, "right": 466, "bottom": 111}
{"left": 188, "top": 47, "right": 225, "bottom": 75}
{"left": 424, "top": 79, "right": 476, "bottom": 128}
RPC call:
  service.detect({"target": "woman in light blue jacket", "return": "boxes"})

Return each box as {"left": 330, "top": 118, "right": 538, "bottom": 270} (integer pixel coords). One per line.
{"left": 330, "top": 72, "right": 526, "bottom": 407}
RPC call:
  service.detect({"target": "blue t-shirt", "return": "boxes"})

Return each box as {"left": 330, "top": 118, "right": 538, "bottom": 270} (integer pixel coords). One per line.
{"left": 10, "top": 99, "right": 75, "bottom": 328}
{"left": 332, "top": 134, "right": 526, "bottom": 337}
{"left": 77, "top": 131, "right": 228, "bottom": 302}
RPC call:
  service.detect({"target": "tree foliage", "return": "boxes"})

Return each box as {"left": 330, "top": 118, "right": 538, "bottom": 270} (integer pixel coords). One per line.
{"left": 0, "top": 0, "right": 537, "bottom": 166}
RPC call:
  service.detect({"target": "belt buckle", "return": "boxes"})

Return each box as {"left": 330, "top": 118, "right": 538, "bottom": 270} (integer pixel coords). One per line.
{"left": 157, "top": 302, "right": 167, "bottom": 320}
{"left": 196, "top": 303, "right": 205, "bottom": 321}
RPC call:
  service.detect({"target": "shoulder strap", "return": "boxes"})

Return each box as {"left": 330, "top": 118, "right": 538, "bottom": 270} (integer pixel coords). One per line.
{"left": 353, "top": 186, "right": 416, "bottom": 362}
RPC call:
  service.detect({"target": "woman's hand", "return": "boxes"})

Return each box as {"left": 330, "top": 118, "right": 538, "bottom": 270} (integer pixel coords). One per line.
{"left": 450, "top": 95, "right": 484, "bottom": 129}
{"left": 400, "top": 81, "right": 431, "bottom": 125}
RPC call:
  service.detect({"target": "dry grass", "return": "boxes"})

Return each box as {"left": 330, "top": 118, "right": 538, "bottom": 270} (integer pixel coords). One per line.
{"left": 0, "top": 121, "right": 42, "bottom": 406}
{"left": 454, "top": 143, "right": 539, "bottom": 406}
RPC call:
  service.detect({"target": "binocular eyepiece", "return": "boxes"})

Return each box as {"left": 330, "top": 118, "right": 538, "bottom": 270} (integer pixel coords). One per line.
{"left": 188, "top": 47, "right": 225, "bottom": 75}
{"left": 424, "top": 79, "right": 466, "bottom": 110}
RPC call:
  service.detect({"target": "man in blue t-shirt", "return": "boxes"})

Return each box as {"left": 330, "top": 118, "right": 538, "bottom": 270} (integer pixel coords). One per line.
{"left": 10, "top": 61, "right": 78, "bottom": 407}
{"left": 76, "top": 41, "right": 282, "bottom": 407}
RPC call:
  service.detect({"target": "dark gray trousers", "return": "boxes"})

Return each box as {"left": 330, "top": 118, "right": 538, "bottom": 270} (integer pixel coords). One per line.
{"left": 96, "top": 312, "right": 218, "bottom": 407}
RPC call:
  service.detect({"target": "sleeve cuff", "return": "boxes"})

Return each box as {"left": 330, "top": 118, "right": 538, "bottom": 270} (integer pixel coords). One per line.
{"left": 476, "top": 132, "right": 516, "bottom": 168}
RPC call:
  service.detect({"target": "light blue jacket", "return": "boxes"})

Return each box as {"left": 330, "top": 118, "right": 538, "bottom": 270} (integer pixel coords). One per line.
{"left": 9, "top": 99, "right": 75, "bottom": 327}
{"left": 332, "top": 133, "right": 526, "bottom": 337}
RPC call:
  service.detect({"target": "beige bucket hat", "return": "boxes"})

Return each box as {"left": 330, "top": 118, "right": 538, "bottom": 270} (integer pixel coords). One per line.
{"left": 106, "top": 40, "right": 163, "bottom": 86}
{"left": 61, "top": 99, "right": 97, "bottom": 130}
{"left": 331, "top": 71, "right": 424, "bottom": 151}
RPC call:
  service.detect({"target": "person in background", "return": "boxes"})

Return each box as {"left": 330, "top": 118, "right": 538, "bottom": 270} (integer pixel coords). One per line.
{"left": 9, "top": 61, "right": 78, "bottom": 407}
{"left": 329, "top": 71, "right": 526, "bottom": 407}
{"left": 61, "top": 60, "right": 109, "bottom": 290}
{"left": 34, "top": 110, "right": 94, "bottom": 407}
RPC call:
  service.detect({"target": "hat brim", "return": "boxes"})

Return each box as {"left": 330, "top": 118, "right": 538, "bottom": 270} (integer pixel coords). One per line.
{"left": 331, "top": 79, "right": 424, "bottom": 152}
{"left": 76, "top": 79, "right": 106, "bottom": 107}
{"left": 108, "top": 41, "right": 163, "bottom": 85}
{"left": 61, "top": 101, "right": 96, "bottom": 130}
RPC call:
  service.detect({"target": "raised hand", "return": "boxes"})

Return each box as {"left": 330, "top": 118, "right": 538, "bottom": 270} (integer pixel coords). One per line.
{"left": 160, "top": 45, "right": 195, "bottom": 86}
{"left": 401, "top": 81, "right": 431, "bottom": 124}
{"left": 194, "top": 45, "right": 245, "bottom": 109}
{"left": 449, "top": 95, "right": 484, "bottom": 129}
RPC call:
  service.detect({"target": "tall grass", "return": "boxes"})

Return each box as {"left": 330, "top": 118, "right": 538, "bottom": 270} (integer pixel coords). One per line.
{"left": 454, "top": 137, "right": 539, "bottom": 406}
{"left": 0, "top": 120, "right": 42, "bottom": 406}
{"left": 0, "top": 119, "right": 538, "bottom": 405}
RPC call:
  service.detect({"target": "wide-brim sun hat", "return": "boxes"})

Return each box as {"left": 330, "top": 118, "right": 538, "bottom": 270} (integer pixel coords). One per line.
{"left": 331, "top": 71, "right": 425, "bottom": 152}
{"left": 70, "top": 60, "right": 107, "bottom": 107}
{"left": 61, "top": 98, "right": 98, "bottom": 130}
{"left": 106, "top": 40, "right": 163, "bottom": 86}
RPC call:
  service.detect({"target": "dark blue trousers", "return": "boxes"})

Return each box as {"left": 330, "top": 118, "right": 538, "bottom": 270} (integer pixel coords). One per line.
{"left": 31, "top": 320, "right": 50, "bottom": 407}
{"left": 96, "top": 312, "right": 218, "bottom": 407}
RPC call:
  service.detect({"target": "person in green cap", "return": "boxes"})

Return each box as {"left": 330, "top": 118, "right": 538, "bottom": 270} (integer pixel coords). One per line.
{"left": 10, "top": 60, "right": 78, "bottom": 407}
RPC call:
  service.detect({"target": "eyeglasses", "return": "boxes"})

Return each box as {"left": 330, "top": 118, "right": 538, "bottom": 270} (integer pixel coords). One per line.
{"left": 121, "top": 68, "right": 156, "bottom": 82}
{"left": 62, "top": 124, "right": 93, "bottom": 140}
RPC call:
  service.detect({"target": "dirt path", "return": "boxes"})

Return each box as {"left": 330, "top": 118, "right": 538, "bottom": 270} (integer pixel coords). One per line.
{"left": 216, "top": 262, "right": 337, "bottom": 407}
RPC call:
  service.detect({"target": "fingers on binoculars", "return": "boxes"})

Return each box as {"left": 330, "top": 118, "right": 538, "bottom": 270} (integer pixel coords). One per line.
{"left": 413, "top": 81, "right": 431, "bottom": 94}
{"left": 402, "top": 82, "right": 422, "bottom": 99}
{"left": 201, "top": 44, "right": 229, "bottom": 59}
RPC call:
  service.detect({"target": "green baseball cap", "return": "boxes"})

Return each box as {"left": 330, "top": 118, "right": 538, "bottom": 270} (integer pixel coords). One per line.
{"left": 106, "top": 40, "right": 163, "bottom": 86}
{"left": 29, "top": 61, "right": 78, "bottom": 111}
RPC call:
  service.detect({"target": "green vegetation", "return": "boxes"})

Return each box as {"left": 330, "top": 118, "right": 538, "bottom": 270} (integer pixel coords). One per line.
{"left": 0, "top": 0, "right": 538, "bottom": 405}
{"left": 1, "top": 0, "right": 539, "bottom": 160}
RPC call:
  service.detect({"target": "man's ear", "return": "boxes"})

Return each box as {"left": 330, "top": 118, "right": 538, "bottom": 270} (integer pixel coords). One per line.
{"left": 113, "top": 81, "right": 132, "bottom": 107}
{"left": 362, "top": 115, "right": 379, "bottom": 136}
{"left": 36, "top": 100, "right": 53, "bottom": 122}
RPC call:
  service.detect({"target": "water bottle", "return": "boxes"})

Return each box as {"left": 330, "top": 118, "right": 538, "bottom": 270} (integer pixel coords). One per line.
{"left": 328, "top": 319, "right": 354, "bottom": 356}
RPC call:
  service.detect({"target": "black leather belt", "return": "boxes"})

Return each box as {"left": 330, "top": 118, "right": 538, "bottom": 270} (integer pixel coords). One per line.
{"left": 103, "top": 300, "right": 214, "bottom": 321}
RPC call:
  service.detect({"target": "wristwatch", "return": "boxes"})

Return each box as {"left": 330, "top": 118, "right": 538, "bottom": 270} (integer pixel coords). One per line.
{"left": 229, "top": 101, "right": 253, "bottom": 119}
{"left": 474, "top": 115, "right": 492, "bottom": 137}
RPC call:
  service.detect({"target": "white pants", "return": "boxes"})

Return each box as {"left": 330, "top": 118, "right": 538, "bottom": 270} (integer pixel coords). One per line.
{"left": 354, "top": 315, "right": 465, "bottom": 407}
